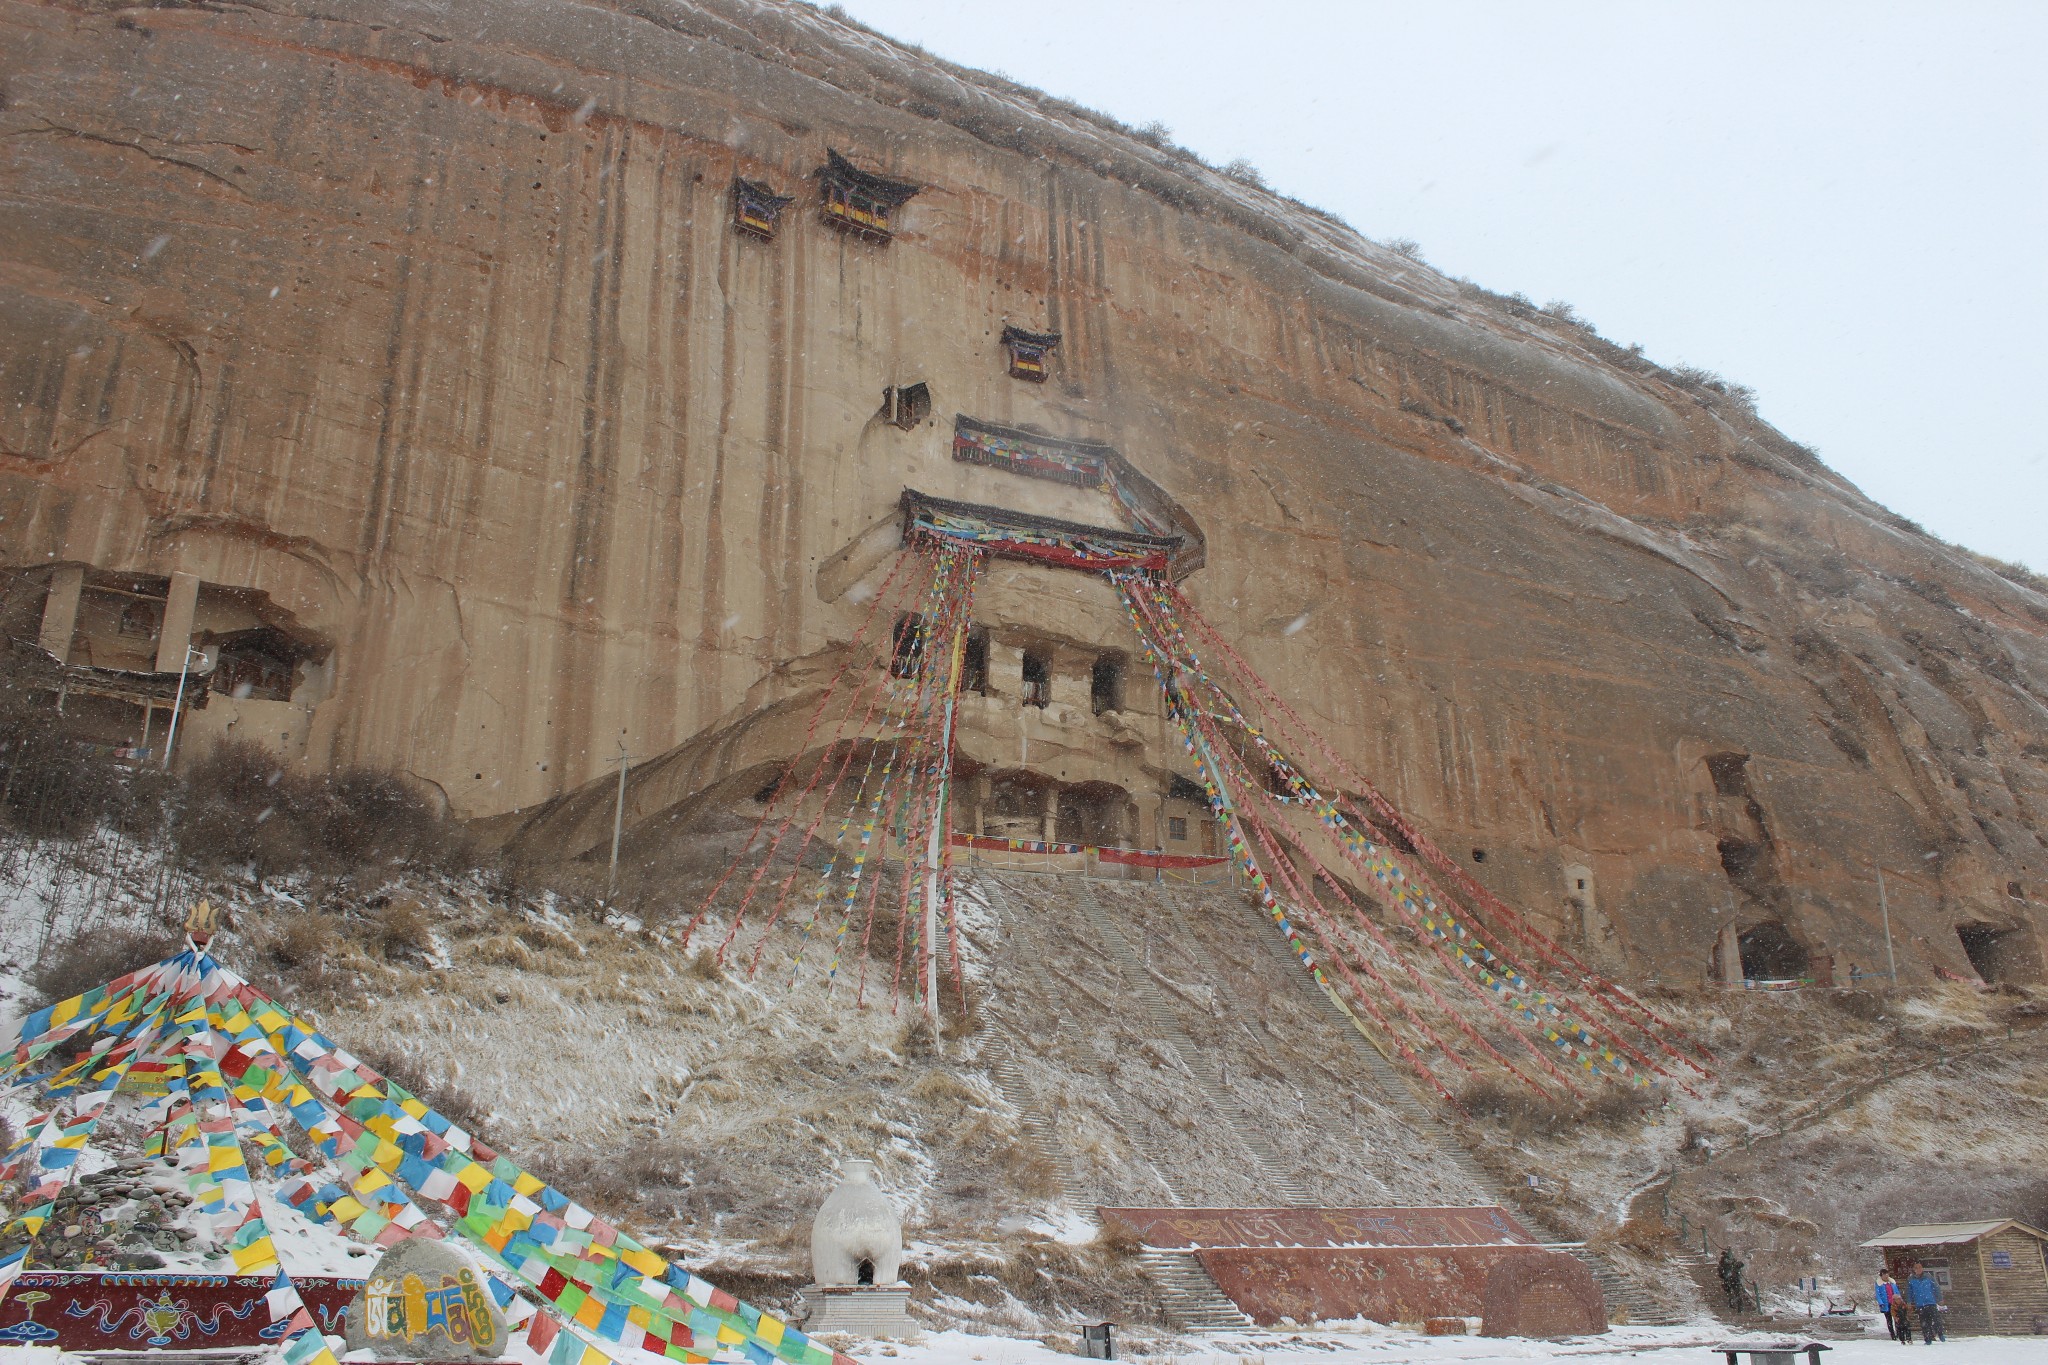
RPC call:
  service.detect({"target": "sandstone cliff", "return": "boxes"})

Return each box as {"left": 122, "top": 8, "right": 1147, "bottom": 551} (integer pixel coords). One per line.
{"left": 2, "top": 0, "right": 2044, "bottom": 985}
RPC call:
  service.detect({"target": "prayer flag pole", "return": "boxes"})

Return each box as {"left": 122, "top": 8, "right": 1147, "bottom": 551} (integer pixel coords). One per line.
{"left": 607, "top": 742, "right": 634, "bottom": 905}
{"left": 922, "top": 614, "right": 969, "bottom": 1020}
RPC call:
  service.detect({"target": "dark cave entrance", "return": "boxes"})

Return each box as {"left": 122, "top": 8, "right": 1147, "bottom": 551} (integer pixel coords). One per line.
{"left": 1957, "top": 922, "right": 2036, "bottom": 984}
{"left": 856, "top": 1258, "right": 876, "bottom": 1286}
{"left": 1738, "top": 921, "right": 1810, "bottom": 981}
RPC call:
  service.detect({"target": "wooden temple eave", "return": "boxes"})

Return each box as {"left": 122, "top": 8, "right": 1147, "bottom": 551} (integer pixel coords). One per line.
{"left": 898, "top": 488, "right": 1189, "bottom": 579}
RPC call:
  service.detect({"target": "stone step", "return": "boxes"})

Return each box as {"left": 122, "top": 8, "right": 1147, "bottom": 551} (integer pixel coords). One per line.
{"left": 1135, "top": 1250, "right": 1253, "bottom": 1331}
{"left": 1239, "top": 889, "right": 1690, "bottom": 1328}
{"left": 1072, "top": 884, "right": 1316, "bottom": 1208}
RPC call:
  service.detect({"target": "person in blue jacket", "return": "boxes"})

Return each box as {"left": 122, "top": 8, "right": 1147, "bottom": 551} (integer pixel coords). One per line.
{"left": 1906, "top": 1262, "right": 1946, "bottom": 1343}
{"left": 1875, "top": 1270, "right": 1906, "bottom": 1342}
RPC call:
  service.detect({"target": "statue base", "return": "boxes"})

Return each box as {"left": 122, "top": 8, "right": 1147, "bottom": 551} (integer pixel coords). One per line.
{"left": 800, "top": 1284, "right": 917, "bottom": 1339}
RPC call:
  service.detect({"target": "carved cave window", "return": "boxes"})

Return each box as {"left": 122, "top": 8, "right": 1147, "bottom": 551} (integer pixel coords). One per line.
{"left": 881, "top": 382, "right": 931, "bottom": 430}
{"left": 962, "top": 626, "right": 989, "bottom": 695}
{"left": 210, "top": 626, "right": 314, "bottom": 702}
{"left": 1020, "top": 648, "right": 1050, "bottom": 708}
{"left": 1090, "top": 652, "right": 1124, "bottom": 714}
{"left": 119, "top": 600, "right": 162, "bottom": 639}
{"left": 1167, "top": 817, "right": 1188, "bottom": 842}
{"left": 889, "top": 613, "right": 925, "bottom": 678}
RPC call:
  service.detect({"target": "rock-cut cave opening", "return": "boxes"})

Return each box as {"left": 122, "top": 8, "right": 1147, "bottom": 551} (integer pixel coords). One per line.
{"left": 1956, "top": 921, "right": 2033, "bottom": 984}
{"left": 1737, "top": 921, "right": 1810, "bottom": 981}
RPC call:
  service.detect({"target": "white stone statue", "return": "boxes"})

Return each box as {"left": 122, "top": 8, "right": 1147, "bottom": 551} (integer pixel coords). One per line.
{"left": 810, "top": 1159, "right": 903, "bottom": 1287}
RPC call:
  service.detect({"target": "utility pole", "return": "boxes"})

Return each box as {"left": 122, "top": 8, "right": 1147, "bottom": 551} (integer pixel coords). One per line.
{"left": 161, "top": 646, "right": 206, "bottom": 770}
{"left": 1877, "top": 865, "right": 1898, "bottom": 987}
{"left": 608, "top": 741, "right": 634, "bottom": 906}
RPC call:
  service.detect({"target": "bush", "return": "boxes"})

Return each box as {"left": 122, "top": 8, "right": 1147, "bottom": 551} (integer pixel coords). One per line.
{"left": 1667, "top": 363, "right": 1759, "bottom": 413}
{"left": 351, "top": 1043, "right": 491, "bottom": 1136}
{"left": 1461, "top": 1075, "right": 1652, "bottom": 1135}
{"left": 0, "top": 663, "right": 131, "bottom": 837}
{"left": 368, "top": 899, "right": 434, "bottom": 962}
{"left": 531, "top": 1138, "right": 709, "bottom": 1221}
{"left": 31, "top": 923, "right": 178, "bottom": 1009}
{"left": 1220, "top": 157, "right": 1267, "bottom": 189}
{"left": 173, "top": 740, "right": 457, "bottom": 880}
{"left": 267, "top": 914, "right": 331, "bottom": 970}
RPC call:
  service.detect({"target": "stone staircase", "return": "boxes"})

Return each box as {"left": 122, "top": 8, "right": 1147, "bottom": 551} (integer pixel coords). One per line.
{"left": 983, "top": 1034, "right": 1094, "bottom": 1207}
{"left": 1135, "top": 1249, "right": 1255, "bottom": 1332}
{"left": 1070, "top": 882, "right": 1316, "bottom": 1208}
{"left": 968, "top": 871, "right": 1690, "bottom": 1331}
{"left": 1238, "top": 891, "right": 1689, "bottom": 1327}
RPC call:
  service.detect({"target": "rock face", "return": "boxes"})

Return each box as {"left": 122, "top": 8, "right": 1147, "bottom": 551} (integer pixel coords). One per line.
{"left": 1, "top": 0, "right": 2044, "bottom": 985}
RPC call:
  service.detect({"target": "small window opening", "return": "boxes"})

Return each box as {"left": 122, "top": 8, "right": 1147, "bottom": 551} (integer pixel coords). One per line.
{"left": 210, "top": 626, "right": 314, "bottom": 702}
{"left": 1362, "top": 810, "right": 1416, "bottom": 855}
{"left": 880, "top": 381, "right": 931, "bottom": 430}
{"left": 889, "top": 613, "right": 924, "bottom": 678}
{"left": 961, "top": 626, "right": 989, "bottom": 695}
{"left": 1021, "top": 649, "right": 1050, "bottom": 708}
{"left": 855, "top": 1258, "right": 875, "bottom": 1287}
{"left": 1470, "top": 848, "right": 1487, "bottom": 863}
{"left": 1736, "top": 921, "right": 1810, "bottom": 981}
{"left": 1576, "top": 878, "right": 1587, "bottom": 891}
{"left": 1090, "top": 652, "right": 1124, "bottom": 715}
{"left": 1717, "top": 835, "right": 1767, "bottom": 882}
{"left": 119, "top": 600, "right": 161, "bottom": 639}
{"left": 1167, "top": 816, "right": 1188, "bottom": 842}
{"left": 1705, "top": 751, "right": 1752, "bottom": 798}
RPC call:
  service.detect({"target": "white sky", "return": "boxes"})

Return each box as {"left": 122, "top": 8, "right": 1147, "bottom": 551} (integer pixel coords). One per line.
{"left": 826, "top": 1, "right": 2048, "bottom": 572}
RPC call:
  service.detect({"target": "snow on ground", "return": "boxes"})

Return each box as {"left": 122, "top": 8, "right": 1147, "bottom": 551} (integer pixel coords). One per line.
{"left": 8, "top": 1322, "right": 2039, "bottom": 1365}
{"left": 882, "top": 1323, "right": 2035, "bottom": 1363}
{"left": 7, "top": 829, "right": 2046, "bottom": 1345}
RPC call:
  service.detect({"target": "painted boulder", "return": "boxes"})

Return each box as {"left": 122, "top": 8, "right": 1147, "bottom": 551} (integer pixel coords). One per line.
{"left": 344, "top": 1236, "right": 507, "bottom": 1361}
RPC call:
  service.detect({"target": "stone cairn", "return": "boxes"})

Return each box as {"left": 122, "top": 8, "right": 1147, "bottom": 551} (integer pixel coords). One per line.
{"left": 0, "top": 1159, "right": 198, "bottom": 1271}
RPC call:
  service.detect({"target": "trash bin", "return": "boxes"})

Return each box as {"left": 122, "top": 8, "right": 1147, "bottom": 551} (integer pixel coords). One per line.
{"left": 1080, "top": 1323, "right": 1113, "bottom": 1360}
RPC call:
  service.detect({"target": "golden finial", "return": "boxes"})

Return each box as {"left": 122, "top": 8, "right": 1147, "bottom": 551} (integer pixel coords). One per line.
{"left": 184, "top": 899, "right": 219, "bottom": 947}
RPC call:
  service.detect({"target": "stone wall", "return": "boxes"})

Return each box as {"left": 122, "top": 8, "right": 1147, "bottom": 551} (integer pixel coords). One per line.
{"left": 2, "top": 0, "right": 2045, "bottom": 982}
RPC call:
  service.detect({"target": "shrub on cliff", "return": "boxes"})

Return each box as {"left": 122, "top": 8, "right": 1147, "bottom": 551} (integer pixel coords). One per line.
{"left": 0, "top": 659, "right": 128, "bottom": 838}
{"left": 173, "top": 740, "right": 460, "bottom": 880}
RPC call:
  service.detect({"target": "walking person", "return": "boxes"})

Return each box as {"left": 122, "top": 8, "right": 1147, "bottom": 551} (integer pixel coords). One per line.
{"left": 1875, "top": 1270, "right": 1907, "bottom": 1343}
{"left": 1906, "top": 1262, "right": 1946, "bottom": 1343}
